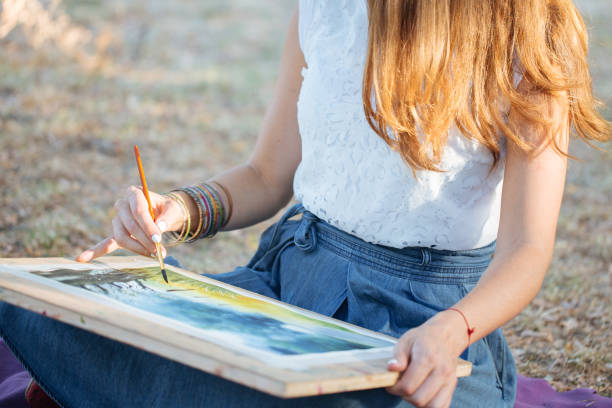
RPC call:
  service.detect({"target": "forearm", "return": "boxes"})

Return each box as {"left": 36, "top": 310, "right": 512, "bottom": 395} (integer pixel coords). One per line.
{"left": 212, "top": 162, "right": 293, "bottom": 230}
{"left": 173, "top": 162, "right": 293, "bottom": 233}
{"left": 430, "top": 244, "right": 551, "bottom": 356}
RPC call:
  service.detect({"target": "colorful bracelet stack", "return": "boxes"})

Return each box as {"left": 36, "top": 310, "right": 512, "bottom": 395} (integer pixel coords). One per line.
{"left": 164, "top": 181, "right": 233, "bottom": 245}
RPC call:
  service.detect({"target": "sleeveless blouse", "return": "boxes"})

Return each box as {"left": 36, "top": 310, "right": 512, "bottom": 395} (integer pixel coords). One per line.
{"left": 293, "top": 0, "right": 514, "bottom": 250}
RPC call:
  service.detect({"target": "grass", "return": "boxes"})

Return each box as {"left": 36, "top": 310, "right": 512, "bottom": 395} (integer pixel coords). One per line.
{"left": 0, "top": 0, "right": 610, "bottom": 396}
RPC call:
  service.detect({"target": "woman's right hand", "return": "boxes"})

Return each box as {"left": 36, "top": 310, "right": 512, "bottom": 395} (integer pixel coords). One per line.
{"left": 76, "top": 185, "right": 185, "bottom": 263}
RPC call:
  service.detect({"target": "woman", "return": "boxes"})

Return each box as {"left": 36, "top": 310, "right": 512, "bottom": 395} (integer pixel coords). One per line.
{"left": 1, "top": 0, "right": 609, "bottom": 407}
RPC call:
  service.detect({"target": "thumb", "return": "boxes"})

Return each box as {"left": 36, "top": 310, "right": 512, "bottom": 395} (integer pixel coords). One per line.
{"left": 387, "top": 334, "right": 414, "bottom": 372}
{"left": 387, "top": 348, "right": 409, "bottom": 372}
{"left": 154, "top": 194, "right": 186, "bottom": 233}
{"left": 155, "top": 219, "right": 169, "bottom": 234}
{"left": 387, "top": 354, "right": 408, "bottom": 372}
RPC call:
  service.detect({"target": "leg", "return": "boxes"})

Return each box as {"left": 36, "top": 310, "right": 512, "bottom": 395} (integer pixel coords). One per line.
{"left": 0, "top": 301, "right": 405, "bottom": 408}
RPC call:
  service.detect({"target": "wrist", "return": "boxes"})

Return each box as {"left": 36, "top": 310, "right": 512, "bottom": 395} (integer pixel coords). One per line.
{"left": 168, "top": 183, "right": 232, "bottom": 242}
{"left": 426, "top": 309, "right": 472, "bottom": 356}
{"left": 174, "top": 191, "right": 199, "bottom": 229}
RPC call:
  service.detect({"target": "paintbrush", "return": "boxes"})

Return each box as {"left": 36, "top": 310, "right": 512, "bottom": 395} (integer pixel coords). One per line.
{"left": 133, "top": 145, "right": 168, "bottom": 283}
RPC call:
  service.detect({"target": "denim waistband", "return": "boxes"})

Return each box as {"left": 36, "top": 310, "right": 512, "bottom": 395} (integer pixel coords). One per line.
{"left": 275, "top": 204, "right": 495, "bottom": 284}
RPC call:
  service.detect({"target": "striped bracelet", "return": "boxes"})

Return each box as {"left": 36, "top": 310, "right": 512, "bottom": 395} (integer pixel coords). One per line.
{"left": 164, "top": 181, "right": 233, "bottom": 244}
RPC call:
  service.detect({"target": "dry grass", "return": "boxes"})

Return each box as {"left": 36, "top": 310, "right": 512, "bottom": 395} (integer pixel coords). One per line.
{"left": 0, "top": 0, "right": 610, "bottom": 397}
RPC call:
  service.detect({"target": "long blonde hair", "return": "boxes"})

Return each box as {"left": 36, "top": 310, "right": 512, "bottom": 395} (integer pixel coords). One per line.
{"left": 362, "top": 0, "right": 611, "bottom": 171}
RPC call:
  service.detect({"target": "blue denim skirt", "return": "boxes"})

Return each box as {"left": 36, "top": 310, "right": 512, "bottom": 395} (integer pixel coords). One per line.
{"left": 0, "top": 204, "right": 516, "bottom": 407}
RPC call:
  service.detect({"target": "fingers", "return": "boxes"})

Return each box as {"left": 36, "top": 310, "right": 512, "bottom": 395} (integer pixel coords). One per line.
{"left": 127, "top": 186, "right": 162, "bottom": 244}
{"left": 407, "top": 366, "right": 456, "bottom": 407}
{"left": 387, "top": 338, "right": 410, "bottom": 372}
{"left": 398, "top": 343, "right": 436, "bottom": 396}
{"left": 389, "top": 361, "right": 456, "bottom": 407}
{"left": 111, "top": 217, "right": 150, "bottom": 257}
{"left": 76, "top": 219, "right": 161, "bottom": 264}
{"left": 386, "top": 335, "right": 414, "bottom": 395}
{"left": 77, "top": 185, "right": 174, "bottom": 263}
{"left": 423, "top": 379, "right": 456, "bottom": 408}
{"left": 387, "top": 363, "right": 433, "bottom": 399}
{"left": 76, "top": 236, "right": 120, "bottom": 262}
{"left": 385, "top": 328, "right": 458, "bottom": 408}
{"left": 117, "top": 197, "right": 156, "bottom": 254}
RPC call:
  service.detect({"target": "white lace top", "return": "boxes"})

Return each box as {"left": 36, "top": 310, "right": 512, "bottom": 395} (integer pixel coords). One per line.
{"left": 293, "top": 0, "right": 512, "bottom": 250}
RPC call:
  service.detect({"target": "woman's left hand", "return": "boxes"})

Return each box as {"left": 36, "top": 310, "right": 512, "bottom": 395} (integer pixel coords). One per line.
{"left": 386, "top": 312, "right": 467, "bottom": 408}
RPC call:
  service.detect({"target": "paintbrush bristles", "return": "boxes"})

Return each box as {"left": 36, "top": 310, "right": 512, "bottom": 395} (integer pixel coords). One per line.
{"left": 154, "top": 242, "right": 168, "bottom": 283}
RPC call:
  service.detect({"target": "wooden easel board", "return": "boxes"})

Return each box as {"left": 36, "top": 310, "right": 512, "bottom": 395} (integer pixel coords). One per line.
{"left": 0, "top": 256, "right": 471, "bottom": 398}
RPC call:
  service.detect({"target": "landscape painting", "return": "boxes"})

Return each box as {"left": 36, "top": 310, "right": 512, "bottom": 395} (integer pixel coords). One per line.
{"left": 0, "top": 258, "right": 472, "bottom": 396}
{"left": 21, "top": 264, "right": 395, "bottom": 365}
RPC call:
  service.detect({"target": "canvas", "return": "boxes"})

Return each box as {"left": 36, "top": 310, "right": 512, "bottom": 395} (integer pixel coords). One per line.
{"left": 0, "top": 256, "right": 471, "bottom": 397}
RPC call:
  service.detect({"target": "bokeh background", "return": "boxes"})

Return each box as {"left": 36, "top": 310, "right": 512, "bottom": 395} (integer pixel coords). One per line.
{"left": 0, "top": 0, "right": 610, "bottom": 396}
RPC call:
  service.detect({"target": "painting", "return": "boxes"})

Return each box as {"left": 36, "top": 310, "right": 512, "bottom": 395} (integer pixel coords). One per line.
{"left": 0, "top": 257, "right": 471, "bottom": 397}
{"left": 1, "top": 261, "right": 395, "bottom": 367}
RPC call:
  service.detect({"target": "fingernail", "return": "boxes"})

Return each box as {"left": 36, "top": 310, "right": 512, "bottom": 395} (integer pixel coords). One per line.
{"left": 387, "top": 358, "right": 399, "bottom": 366}
{"left": 156, "top": 221, "right": 167, "bottom": 233}
{"left": 161, "top": 247, "right": 167, "bottom": 257}
{"left": 76, "top": 251, "right": 90, "bottom": 262}
{"left": 152, "top": 234, "right": 161, "bottom": 243}
{"left": 80, "top": 250, "right": 92, "bottom": 259}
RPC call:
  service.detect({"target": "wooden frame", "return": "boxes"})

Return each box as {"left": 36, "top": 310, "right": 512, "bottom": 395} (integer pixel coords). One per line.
{"left": 0, "top": 256, "right": 471, "bottom": 398}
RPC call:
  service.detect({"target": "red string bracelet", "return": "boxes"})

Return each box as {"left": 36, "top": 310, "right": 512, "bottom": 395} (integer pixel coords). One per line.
{"left": 447, "top": 308, "right": 475, "bottom": 350}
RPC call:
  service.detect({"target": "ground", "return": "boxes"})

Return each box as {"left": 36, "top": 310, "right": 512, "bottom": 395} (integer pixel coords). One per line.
{"left": 0, "top": 0, "right": 610, "bottom": 396}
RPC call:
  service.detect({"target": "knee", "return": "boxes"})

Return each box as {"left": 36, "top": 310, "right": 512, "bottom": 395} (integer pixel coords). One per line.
{"left": 0, "top": 301, "right": 20, "bottom": 332}
{"left": 0, "top": 302, "right": 48, "bottom": 343}
{"left": 0, "top": 302, "right": 26, "bottom": 347}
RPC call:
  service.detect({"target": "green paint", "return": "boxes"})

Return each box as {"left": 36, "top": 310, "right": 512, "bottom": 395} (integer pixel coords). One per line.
{"left": 29, "top": 266, "right": 393, "bottom": 356}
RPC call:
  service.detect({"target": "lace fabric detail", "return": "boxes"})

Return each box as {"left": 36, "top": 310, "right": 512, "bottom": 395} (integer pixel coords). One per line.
{"left": 294, "top": 0, "right": 506, "bottom": 250}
